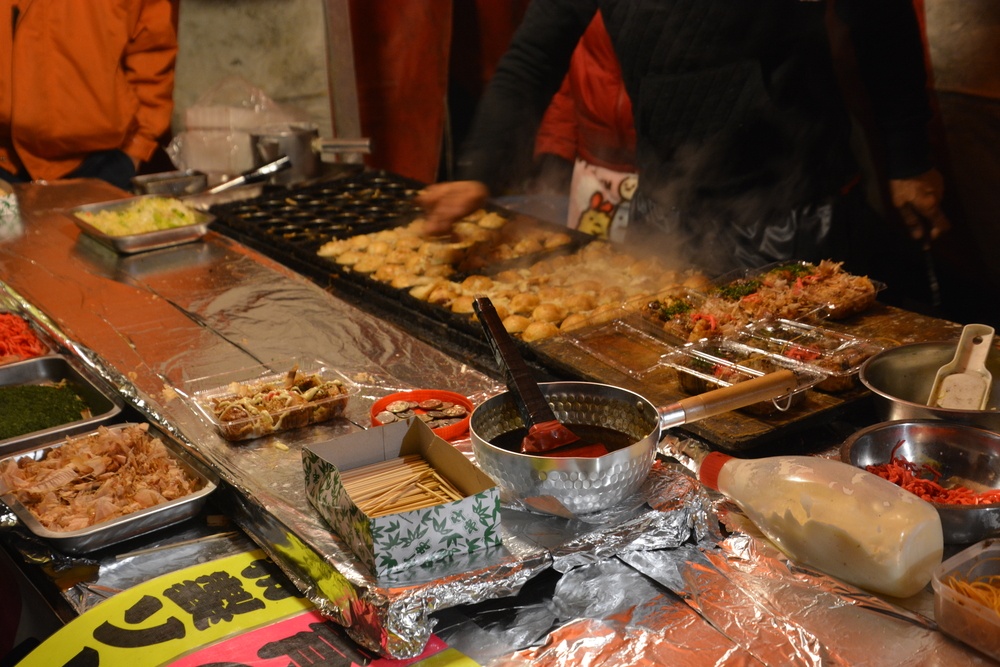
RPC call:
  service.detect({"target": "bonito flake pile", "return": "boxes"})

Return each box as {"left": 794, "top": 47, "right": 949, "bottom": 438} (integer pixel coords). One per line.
{"left": 0, "top": 423, "right": 201, "bottom": 532}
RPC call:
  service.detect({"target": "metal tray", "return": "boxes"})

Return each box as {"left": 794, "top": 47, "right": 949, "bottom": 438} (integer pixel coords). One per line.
{"left": 0, "top": 355, "right": 124, "bottom": 455}
{"left": 0, "top": 423, "right": 218, "bottom": 553}
{"left": 69, "top": 195, "right": 214, "bottom": 254}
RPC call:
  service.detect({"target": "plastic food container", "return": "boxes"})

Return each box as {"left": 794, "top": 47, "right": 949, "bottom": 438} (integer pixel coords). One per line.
{"left": 660, "top": 339, "right": 827, "bottom": 416}
{"left": 0, "top": 423, "right": 218, "bottom": 554}
{"left": 932, "top": 538, "right": 1000, "bottom": 660}
{"left": 369, "top": 389, "right": 473, "bottom": 442}
{"left": 188, "top": 359, "right": 357, "bottom": 441}
{"left": 69, "top": 195, "right": 214, "bottom": 254}
{"left": 738, "top": 319, "right": 886, "bottom": 392}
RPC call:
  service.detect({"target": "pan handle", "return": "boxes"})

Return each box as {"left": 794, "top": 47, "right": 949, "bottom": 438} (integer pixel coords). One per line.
{"left": 657, "top": 369, "right": 799, "bottom": 430}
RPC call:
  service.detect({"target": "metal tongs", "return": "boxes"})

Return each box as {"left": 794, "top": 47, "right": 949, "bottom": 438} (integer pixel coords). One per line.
{"left": 204, "top": 156, "right": 291, "bottom": 195}
{"left": 928, "top": 323, "right": 995, "bottom": 410}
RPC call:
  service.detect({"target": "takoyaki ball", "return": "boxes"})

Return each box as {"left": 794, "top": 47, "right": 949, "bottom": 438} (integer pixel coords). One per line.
{"left": 336, "top": 250, "right": 365, "bottom": 266}
{"left": 477, "top": 211, "right": 508, "bottom": 229}
{"left": 317, "top": 238, "right": 350, "bottom": 258}
{"left": 536, "top": 286, "right": 566, "bottom": 302}
{"left": 427, "top": 283, "right": 459, "bottom": 306}
{"left": 589, "top": 303, "right": 622, "bottom": 326}
{"left": 409, "top": 279, "right": 448, "bottom": 301}
{"left": 563, "top": 293, "right": 597, "bottom": 312}
{"left": 521, "top": 321, "right": 560, "bottom": 342}
{"left": 599, "top": 286, "right": 627, "bottom": 304}
{"left": 502, "top": 314, "right": 531, "bottom": 334}
{"left": 352, "top": 255, "right": 383, "bottom": 274}
{"left": 460, "top": 274, "right": 494, "bottom": 293}
{"left": 531, "top": 303, "right": 567, "bottom": 324}
{"left": 509, "top": 293, "right": 541, "bottom": 314}
{"left": 451, "top": 295, "right": 476, "bottom": 314}
{"left": 544, "top": 232, "right": 573, "bottom": 249}
{"left": 423, "top": 264, "right": 455, "bottom": 278}
{"left": 560, "top": 313, "right": 591, "bottom": 332}
{"left": 494, "top": 268, "right": 527, "bottom": 285}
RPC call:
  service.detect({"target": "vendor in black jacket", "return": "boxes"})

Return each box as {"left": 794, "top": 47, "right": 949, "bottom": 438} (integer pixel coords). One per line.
{"left": 418, "top": 0, "right": 949, "bottom": 278}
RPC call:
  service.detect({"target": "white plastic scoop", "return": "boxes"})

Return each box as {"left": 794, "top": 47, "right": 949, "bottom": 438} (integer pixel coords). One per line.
{"left": 928, "top": 323, "right": 995, "bottom": 410}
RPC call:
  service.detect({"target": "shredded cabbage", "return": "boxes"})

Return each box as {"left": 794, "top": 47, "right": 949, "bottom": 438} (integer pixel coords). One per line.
{"left": 78, "top": 197, "right": 199, "bottom": 236}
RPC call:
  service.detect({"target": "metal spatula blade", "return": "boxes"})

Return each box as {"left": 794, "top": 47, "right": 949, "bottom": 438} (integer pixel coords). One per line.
{"left": 928, "top": 323, "right": 995, "bottom": 410}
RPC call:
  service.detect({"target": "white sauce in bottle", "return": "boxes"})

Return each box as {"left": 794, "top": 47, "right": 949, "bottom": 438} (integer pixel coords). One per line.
{"left": 699, "top": 453, "right": 943, "bottom": 598}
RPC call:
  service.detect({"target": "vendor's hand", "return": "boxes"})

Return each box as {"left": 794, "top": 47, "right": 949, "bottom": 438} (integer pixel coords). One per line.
{"left": 415, "top": 181, "right": 489, "bottom": 235}
{"left": 889, "top": 168, "right": 951, "bottom": 243}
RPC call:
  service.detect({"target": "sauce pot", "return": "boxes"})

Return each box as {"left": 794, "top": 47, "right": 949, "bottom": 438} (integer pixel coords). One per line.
{"left": 469, "top": 372, "right": 797, "bottom": 517}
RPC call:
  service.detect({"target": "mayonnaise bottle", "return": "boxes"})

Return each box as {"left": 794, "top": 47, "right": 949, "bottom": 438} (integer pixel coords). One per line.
{"left": 698, "top": 452, "right": 944, "bottom": 598}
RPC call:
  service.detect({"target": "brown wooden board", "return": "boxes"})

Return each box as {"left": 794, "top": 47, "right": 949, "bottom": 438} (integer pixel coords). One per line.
{"left": 531, "top": 302, "right": 964, "bottom": 453}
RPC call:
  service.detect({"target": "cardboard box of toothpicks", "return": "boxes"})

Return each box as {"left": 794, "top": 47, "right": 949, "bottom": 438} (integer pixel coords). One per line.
{"left": 302, "top": 418, "right": 501, "bottom": 576}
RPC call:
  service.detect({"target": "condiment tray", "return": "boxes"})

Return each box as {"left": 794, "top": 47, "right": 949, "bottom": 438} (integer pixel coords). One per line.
{"left": 0, "top": 355, "right": 124, "bottom": 455}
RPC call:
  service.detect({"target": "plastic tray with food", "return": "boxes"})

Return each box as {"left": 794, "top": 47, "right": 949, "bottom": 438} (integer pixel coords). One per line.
{"left": 737, "top": 318, "right": 887, "bottom": 392}
{"left": 659, "top": 339, "right": 828, "bottom": 416}
{"left": 0, "top": 422, "right": 218, "bottom": 554}
{"left": 0, "top": 355, "right": 124, "bottom": 456}
{"left": 932, "top": 538, "right": 1000, "bottom": 661}
{"left": 0, "top": 311, "right": 51, "bottom": 366}
{"left": 709, "top": 259, "right": 884, "bottom": 323}
{"left": 187, "top": 359, "right": 357, "bottom": 441}
{"left": 69, "top": 195, "right": 214, "bottom": 254}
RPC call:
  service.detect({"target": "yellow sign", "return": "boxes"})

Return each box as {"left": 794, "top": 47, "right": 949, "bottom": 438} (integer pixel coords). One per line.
{"left": 21, "top": 549, "right": 312, "bottom": 667}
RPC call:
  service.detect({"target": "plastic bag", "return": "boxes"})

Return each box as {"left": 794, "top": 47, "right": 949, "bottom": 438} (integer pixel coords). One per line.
{"left": 167, "top": 76, "right": 310, "bottom": 179}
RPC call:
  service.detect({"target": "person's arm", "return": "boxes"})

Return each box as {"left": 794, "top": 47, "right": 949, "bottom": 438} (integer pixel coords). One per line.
{"left": 121, "top": 0, "right": 178, "bottom": 168}
{"left": 456, "top": 0, "right": 597, "bottom": 192}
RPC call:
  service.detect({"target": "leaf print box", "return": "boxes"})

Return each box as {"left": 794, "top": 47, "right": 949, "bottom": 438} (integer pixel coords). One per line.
{"left": 303, "top": 418, "right": 500, "bottom": 576}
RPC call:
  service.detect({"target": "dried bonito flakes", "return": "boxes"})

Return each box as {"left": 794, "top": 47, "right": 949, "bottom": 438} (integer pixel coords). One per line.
{"left": 0, "top": 423, "right": 203, "bottom": 532}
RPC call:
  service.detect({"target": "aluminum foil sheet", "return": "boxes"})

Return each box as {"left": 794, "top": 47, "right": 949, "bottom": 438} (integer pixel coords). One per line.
{"left": 0, "top": 180, "right": 705, "bottom": 658}
{"left": 1, "top": 180, "right": 989, "bottom": 663}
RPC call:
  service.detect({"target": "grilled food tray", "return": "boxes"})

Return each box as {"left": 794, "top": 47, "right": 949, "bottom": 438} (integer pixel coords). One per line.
{"left": 0, "top": 422, "right": 218, "bottom": 554}
{"left": 0, "top": 355, "right": 124, "bottom": 455}
{"left": 70, "top": 195, "right": 214, "bottom": 254}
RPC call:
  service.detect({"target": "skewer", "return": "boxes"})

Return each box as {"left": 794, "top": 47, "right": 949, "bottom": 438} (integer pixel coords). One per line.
{"left": 339, "top": 454, "right": 466, "bottom": 516}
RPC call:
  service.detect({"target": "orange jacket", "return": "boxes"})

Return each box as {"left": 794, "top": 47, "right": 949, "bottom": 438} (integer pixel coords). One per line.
{"left": 0, "top": 0, "right": 177, "bottom": 180}
{"left": 533, "top": 13, "right": 636, "bottom": 174}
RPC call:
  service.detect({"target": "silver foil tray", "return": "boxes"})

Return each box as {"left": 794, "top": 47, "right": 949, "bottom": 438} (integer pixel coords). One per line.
{"left": 69, "top": 195, "right": 214, "bottom": 254}
{"left": 0, "top": 423, "right": 219, "bottom": 554}
{"left": 0, "top": 355, "right": 124, "bottom": 455}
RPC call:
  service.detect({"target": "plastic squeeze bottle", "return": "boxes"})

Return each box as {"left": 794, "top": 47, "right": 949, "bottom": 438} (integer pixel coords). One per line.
{"left": 698, "top": 452, "right": 944, "bottom": 598}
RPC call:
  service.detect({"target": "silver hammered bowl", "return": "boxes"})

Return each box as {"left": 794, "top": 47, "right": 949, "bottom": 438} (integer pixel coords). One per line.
{"left": 469, "top": 381, "right": 659, "bottom": 517}
{"left": 860, "top": 342, "right": 1000, "bottom": 432}
{"left": 841, "top": 419, "right": 1000, "bottom": 544}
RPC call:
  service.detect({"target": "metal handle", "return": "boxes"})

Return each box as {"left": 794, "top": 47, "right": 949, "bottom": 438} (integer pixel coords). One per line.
{"left": 314, "top": 137, "right": 371, "bottom": 155}
{"left": 473, "top": 296, "right": 558, "bottom": 429}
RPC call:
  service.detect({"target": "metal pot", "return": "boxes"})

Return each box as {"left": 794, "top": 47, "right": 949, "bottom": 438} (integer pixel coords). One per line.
{"left": 859, "top": 342, "right": 1000, "bottom": 433}
{"left": 250, "top": 122, "right": 320, "bottom": 185}
{"left": 469, "top": 371, "right": 796, "bottom": 517}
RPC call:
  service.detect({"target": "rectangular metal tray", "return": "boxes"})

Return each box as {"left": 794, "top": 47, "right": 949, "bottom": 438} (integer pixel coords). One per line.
{"left": 0, "top": 422, "right": 218, "bottom": 554}
{"left": 0, "top": 311, "right": 52, "bottom": 366}
{"left": 0, "top": 355, "right": 124, "bottom": 455}
{"left": 70, "top": 195, "right": 214, "bottom": 254}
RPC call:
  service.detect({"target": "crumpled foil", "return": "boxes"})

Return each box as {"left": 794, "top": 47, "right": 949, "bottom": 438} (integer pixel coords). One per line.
{"left": 0, "top": 180, "right": 988, "bottom": 664}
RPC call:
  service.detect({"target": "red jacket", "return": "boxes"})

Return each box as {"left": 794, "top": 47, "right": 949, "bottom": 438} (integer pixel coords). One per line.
{"left": 0, "top": 0, "right": 177, "bottom": 180}
{"left": 533, "top": 13, "right": 636, "bottom": 173}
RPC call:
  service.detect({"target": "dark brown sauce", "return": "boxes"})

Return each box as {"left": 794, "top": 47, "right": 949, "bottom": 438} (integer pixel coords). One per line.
{"left": 490, "top": 423, "right": 636, "bottom": 456}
